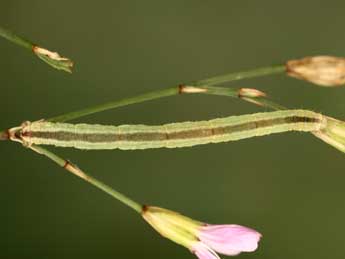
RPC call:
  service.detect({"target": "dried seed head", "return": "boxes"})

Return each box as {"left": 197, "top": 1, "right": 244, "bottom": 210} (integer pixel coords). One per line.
{"left": 33, "top": 46, "right": 74, "bottom": 73}
{"left": 286, "top": 56, "right": 345, "bottom": 87}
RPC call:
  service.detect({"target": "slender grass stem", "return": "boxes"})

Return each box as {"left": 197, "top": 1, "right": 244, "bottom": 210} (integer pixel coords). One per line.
{"left": 48, "top": 84, "right": 284, "bottom": 123}
{"left": 199, "top": 86, "right": 286, "bottom": 110}
{"left": 0, "top": 26, "right": 73, "bottom": 73}
{"left": 48, "top": 87, "right": 179, "bottom": 122}
{"left": 194, "top": 65, "right": 286, "bottom": 86}
{"left": 0, "top": 27, "right": 33, "bottom": 49}
{"left": 29, "top": 145, "right": 143, "bottom": 213}
{"left": 0, "top": 130, "right": 9, "bottom": 141}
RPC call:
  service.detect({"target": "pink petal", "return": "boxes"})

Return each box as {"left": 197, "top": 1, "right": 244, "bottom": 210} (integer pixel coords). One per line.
{"left": 197, "top": 224, "right": 262, "bottom": 256}
{"left": 192, "top": 242, "right": 220, "bottom": 259}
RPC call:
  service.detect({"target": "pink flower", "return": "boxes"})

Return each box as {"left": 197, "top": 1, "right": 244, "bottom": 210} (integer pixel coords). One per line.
{"left": 193, "top": 224, "right": 262, "bottom": 258}
{"left": 142, "top": 206, "right": 262, "bottom": 258}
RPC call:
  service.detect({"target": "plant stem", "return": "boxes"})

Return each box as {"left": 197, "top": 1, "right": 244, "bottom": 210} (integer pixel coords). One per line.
{"left": 29, "top": 145, "right": 143, "bottom": 213}
{"left": 194, "top": 65, "right": 286, "bottom": 86}
{"left": 48, "top": 84, "right": 285, "bottom": 123}
{"left": 48, "top": 87, "right": 179, "bottom": 122}
{"left": 200, "top": 86, "right": 286, "bottom": 110}
{"left": 0, "top": 26, "right": 33, "bottom": 50}
{"left": 0, "top": 130, "right": 9, "bottom": 141}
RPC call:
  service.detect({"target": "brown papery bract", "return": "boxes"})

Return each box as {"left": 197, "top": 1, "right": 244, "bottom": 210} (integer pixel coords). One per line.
{"left": 286, "top": 56, "right": 345, "bottom": 87}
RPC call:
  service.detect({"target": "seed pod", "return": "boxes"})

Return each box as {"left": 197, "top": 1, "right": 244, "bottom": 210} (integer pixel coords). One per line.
{"left": 286, "top": 56, "right": 345, "bottom": 87}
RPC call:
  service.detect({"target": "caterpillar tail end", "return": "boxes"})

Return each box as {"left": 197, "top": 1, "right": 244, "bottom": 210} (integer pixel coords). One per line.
{"left": 313, "top": 116, "right": 345, "bottom": 153}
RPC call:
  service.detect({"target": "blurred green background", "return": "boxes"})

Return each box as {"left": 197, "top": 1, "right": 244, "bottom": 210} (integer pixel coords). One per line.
{"left": 1, "top": 1, "right": 345, "bottom": 258}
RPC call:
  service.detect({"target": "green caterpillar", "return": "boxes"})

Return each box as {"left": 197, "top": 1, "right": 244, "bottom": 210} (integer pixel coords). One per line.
{"left": 11, "top": 109, "right": 344, "bottom": 152}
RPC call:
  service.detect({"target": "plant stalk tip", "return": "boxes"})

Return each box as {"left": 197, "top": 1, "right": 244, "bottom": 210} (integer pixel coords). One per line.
{"left": 0, "top": 130, "right": 9, "bottom": 141}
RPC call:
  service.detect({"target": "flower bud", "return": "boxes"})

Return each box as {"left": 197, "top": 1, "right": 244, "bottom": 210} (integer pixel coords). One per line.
{"left": 142, "top": 206, "right": 201, "bottom": 248}
{"left": 286, "top": 56, "right": 345, "bottom": 86}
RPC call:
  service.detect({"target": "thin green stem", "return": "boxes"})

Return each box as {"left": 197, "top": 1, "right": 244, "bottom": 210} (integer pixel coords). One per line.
{"left": 30, "top": 145, "right": 142, "bottom": 213}
{"left": 48, "top": 87, "right": 179, "bottom": 122}
{"left": 0, "top": 130, "right": 9, "bottom": 141}
{"left": 194, "top": 65, "right": 286, "bottom": 86}
{"left": 0, "top": 26, "right": 33, "bottom": 50}
{"left": 48, "top": 84, "right": 284, "bottom": 123}
{"left": 198, "top": 86, "right": 286, "bottom": 110}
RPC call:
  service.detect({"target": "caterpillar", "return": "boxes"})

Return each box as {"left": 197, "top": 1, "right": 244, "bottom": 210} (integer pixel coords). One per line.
{"left": 9, "top": 109, "right": 333, "bottom": 151}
